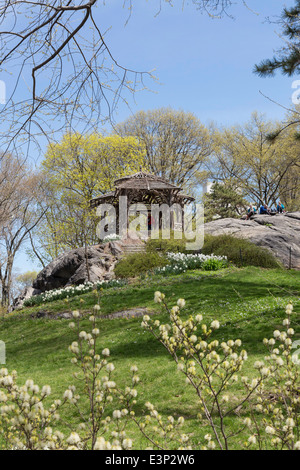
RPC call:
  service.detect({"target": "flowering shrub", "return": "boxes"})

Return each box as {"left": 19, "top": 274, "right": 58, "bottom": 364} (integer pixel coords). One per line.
{"left": 0, "top": 293, "right": 299, "bottom": 450}
{"left": 0, "top": 372, "right": 64, "bottom": 450}
{"left": 244, "top": 303, "right": 300, "bottom": 449}
{"left": 0, "top": 303, "right": 187, "bottom": 450}
{"left": 154, "top": 252, "right": 228, "bottom": 276}
{"left": 141, "top": 294, "right": 300, "bottom": 450}
{"left": 0, "top": 306, "right": 138, "bottom": 450}
{"left": 23, "top": 279, "right": 127, "bottom": 308}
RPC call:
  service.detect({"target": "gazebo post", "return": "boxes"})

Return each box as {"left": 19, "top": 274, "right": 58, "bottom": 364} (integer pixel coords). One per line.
{"left": 116, "top": 204, "right": 119, "bottom": 236}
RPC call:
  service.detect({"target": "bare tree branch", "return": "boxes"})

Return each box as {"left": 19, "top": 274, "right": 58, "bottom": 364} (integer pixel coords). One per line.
{"left": 0, "top": 1, "right": 235, "bottom": 161}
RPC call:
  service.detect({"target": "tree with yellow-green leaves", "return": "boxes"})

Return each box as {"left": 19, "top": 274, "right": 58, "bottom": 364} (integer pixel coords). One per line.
{"left": 33, "top": 133, "right": 146, "bottom": 264}
{"left": 280, "top": 164, "right": 300, "bottom": 211}
{"left": 207, "top": 113, "right": 300, "bottom": 209}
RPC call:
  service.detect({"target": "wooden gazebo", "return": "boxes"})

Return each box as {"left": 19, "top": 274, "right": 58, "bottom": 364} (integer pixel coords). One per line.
{"left": 90, "top": 171, "right": 195, "bottom": 233}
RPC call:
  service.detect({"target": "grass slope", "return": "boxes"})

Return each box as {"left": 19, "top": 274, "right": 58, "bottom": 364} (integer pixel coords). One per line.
{"left": 0, "top": 267, "right": 299, "bottom": 448}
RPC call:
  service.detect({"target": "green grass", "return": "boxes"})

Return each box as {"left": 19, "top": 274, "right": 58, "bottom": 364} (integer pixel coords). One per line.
{"left": 1, "top": 266, "right": 300, "bottom": 448}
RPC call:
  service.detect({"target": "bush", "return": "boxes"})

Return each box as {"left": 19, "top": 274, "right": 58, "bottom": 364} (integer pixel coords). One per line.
{"left": 146, "top": 232, "right": 189, "bottom": 254}
{"left": 202, "top": 235, "right": 282, "bottom": 269}
{"left": 202, "top": 257, "right": 227, "bottom": 271}
{"left": 114, "top": 252, "right": 168, "bottom": 279}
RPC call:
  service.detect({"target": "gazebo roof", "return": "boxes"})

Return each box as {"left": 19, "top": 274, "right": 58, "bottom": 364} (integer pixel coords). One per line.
{"left": 114, "top": 171, "right": 181, "bottom": 191}
{"left": 90, "top": 171, "right": 194, "bottom": 208}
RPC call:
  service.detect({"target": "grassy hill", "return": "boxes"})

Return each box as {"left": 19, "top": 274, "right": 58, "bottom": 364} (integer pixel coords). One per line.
{"left": 1, "top": 266, "right": 299, "bottom": 449}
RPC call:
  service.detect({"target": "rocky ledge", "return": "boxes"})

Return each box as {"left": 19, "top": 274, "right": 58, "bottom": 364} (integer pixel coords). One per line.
{"left": 204, "top": 212, "right": 300, "bottom": 269}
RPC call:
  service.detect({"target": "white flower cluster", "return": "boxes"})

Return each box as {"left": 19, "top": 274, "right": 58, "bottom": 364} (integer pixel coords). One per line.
{"left": 103, "top": 234, "right": 121, "bottom": 243}
{"left": 166, "top": 252, "right": 227, "bottom": 264}
{"left": 24, "top": 279, "right": 125, "bottom": 307}
{"left": 0, "top": 305, "right": 137, "bottom": 450}
{"left": 64, "top": 308, "right": 139, "bottom": 450}
{"left": 155, "top": 252, "right": 228, "bottom": 275}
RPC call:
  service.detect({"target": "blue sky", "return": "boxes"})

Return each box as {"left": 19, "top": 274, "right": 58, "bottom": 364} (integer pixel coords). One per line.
{"left": 98, "top": 0, "right": 297, "bottom": 127}
{"left": 14, "top": 0, "right": 298, "bottom": 273}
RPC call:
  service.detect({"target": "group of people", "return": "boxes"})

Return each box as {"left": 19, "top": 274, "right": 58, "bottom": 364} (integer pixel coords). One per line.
{"left": 246, "top": 201, "right": 285, "bottom": 220}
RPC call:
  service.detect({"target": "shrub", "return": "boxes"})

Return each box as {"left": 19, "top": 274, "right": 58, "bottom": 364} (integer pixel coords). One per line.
{"left": 202, "top": 234, "right": 282, "bottom": 269}
{"left": 114, "top": 252, "right": 168, "bottom": 279}
{"left": 202, "top": 257, "right": 227, "bottom": 271}
{"left": 146, "top": 232, "right": 189, "bottom": 254}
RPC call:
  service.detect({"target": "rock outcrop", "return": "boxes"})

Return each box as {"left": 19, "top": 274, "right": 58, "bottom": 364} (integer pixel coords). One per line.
{"left": 12, "top": 286, "right": 43, "bottom": 311}
{"left": 32, "top": 244, "right": 118, "bottom": 292}
{"left": 204, "top": 212, "right": 300, "bottom": 269}
{"left": 12, "top": 237, "right": 145, "bottom": 310}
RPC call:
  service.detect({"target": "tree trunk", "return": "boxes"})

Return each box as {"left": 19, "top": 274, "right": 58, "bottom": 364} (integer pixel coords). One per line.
{"left": 1, "top": 284, "right": 9, "bottom": 308}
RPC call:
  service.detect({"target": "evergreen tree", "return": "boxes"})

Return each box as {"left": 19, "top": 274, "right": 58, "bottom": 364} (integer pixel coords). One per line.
{"left": 203, "top": 182, "right": 247, "bottom": 222}
{"left": 255, "top": 1, "right": 300, "bottom": 76}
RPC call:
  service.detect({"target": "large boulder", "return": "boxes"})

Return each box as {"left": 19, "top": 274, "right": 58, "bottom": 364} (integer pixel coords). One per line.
{"left": 204, "top": 212, "right": 300, "bottom": 269}
{"left": 12, "top": 237, "right": 145, "bottom": 310}
{"left": 32, "top": 243, "right": 123, "bottom": 292}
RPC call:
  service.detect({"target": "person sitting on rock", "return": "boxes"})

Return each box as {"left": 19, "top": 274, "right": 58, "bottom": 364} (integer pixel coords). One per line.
{"left": 277, "top": 201, "right": 285, "bottom": 213}
{"left": 259, "top": 204, "right": 271, "bottom": 215}
{"left": 246, "top": 204, "right": 257, "bottom": 220}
